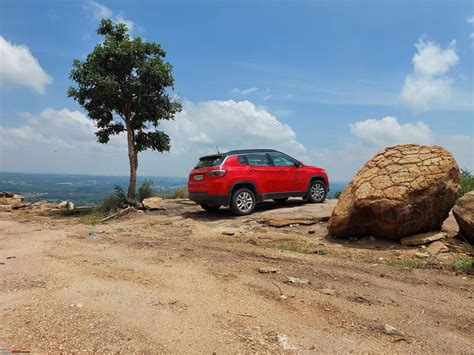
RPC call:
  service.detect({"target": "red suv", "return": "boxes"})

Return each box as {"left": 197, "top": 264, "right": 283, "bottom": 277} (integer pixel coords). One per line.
{"left": 188, "top": 149, "right": 329, "bottom": 215}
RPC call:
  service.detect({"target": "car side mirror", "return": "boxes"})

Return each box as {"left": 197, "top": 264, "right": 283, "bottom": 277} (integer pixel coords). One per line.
{"left": 295, "top": 161, "right": 303, "bottom": 168}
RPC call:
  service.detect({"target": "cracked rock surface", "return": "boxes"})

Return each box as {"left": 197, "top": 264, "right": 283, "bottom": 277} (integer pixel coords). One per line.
{"left": 328, "top": 144, "right": 461, "bottom": 239}
{"left": 453, "top": 191, "right": 474, "bottom": 243}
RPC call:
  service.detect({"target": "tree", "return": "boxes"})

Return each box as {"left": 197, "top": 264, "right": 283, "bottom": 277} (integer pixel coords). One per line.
{"left": 68, "top": 19, "right": 182, "bottom": 200}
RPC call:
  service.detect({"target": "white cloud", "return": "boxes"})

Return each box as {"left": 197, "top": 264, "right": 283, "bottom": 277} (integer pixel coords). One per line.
{"left": 0, "top": 100, "right": 307, "bottom": 176}
{"left": 401, "top": 38, "right": 459, "bottom": 111}
{"left": 314, "top": 116, "right": 472, "bottom": 181}
{"left": 469, "top": 16, "right": 474, "bottom": 43}
{"left": 88, "top": 1, "right": 135, "bottom": 33}
{"left": 0, "top": 108, "right": 126, "bottom": 175}
{"left": 231, "top": 87, "right": 258, "bottom": 95}
{"left": 147, "top": 100, "right": 308, "bottom": 175}
{"left": 349, "top": 116, "right": 433, "bottom": 146}
{"left": 0, "top": 36, "right": 52, "bottom": 94}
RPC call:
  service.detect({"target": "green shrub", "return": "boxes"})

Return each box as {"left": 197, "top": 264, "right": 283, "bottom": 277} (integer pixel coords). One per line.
{"left": 334, "top": 191, "right": 342, "bottom": 199}
{"left": 96, "top": 194, "right": 123, "bottom": 214}
{"left": 96, "top": 185, "right": 127, "bottom": 214}
{"left": 137, "top": 179, "right": 155, "bottom": 202}
{"left": 452, "top": 257, "right": 474, "bottom": 274}
{"left": 168, "top": 187, "right": 188, "bottom": 199}
{"left": 460, "top": 168, "right": 474, "bottom": 197}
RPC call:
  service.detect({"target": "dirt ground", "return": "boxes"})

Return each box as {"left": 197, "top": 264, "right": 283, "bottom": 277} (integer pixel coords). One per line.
{"left": 0, "top": 199, "right": 473, "bottom": 353}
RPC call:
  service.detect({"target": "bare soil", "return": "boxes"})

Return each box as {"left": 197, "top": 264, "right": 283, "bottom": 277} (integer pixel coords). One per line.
{"left": 0, "top": 199, "right": 473, "bottom": 353}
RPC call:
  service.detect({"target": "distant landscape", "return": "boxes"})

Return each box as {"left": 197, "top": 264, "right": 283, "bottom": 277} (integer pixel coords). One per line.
{"left": 0, "top": 172, "right": 347, "bottom": 206}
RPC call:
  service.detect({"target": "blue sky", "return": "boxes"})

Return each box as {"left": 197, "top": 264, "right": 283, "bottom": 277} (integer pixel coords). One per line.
{"left": 0, "top": 0, "right": 473, "bottom": 180}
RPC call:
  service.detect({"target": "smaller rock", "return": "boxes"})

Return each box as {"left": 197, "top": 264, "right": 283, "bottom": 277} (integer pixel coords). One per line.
{"left": 400, "top": 231, "right": 447, "bottom": 246}
{"left": 142, "top": 197, "right": 165, "bottom": 210}
{"left": 258, "top": 267, "right": 279, "bottom": 274}
{"left": 57, "top": 201, "right": 75, "bottom": 209}
{"left": 287, "top": 276, "right": 310, "bottom": 285}
{"left": 369, "top": 236, "right": 376, "bottom": 241}
{"left": 0, "top": 205, "right": 13, "bottom": 212}
{"left": 453, "top": 191, "right": 474, "bottom": 243}
{"left": 426, "top": 241, "right": 449, "bottom": 255}
{"left": 279, "top": 295, "right": 288, "bottom": 300}
{"left": 444, "top": 243, "right": 469, "bottom": 254}
{"left": 414, "top": 252, "right": 428, "bottom": 259}
{"left": 308, "top": 230, "right": 316, "bottom": 235}
{"left": 277, "top": 334, "right": 297, "bottom": 352}
{"left": 383, "top": 323, "right": 405, "bottom": 337}
{"left": 222, "top": 231, "right": 235, "bottom": 236}
{"left": 319, "top": 288, "right": 336, "bottom": 296}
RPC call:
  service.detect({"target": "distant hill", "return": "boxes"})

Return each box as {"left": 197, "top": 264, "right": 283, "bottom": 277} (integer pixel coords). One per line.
{"left": 0, "top": 172, "right": 346, "bottom": 206}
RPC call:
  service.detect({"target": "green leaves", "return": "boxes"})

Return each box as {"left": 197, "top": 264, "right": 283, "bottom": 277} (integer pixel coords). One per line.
{"left": 68, "top": 18, "right": 182, "bottom": 150}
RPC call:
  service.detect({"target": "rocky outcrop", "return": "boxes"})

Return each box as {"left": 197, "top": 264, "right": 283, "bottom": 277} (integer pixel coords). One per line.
{"left": 0, "top": 192, "right": 24, "bottom": 205}
{"left": 453, "top": 191, "right": 474, "bottom": 243}
{"left": 328, "top": 144, "right": 461, "bottom": 240}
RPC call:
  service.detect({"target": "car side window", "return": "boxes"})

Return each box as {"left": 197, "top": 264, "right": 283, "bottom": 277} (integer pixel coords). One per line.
{"left": 237, "top": 155, "right": 249, "bottom": 165}
{"left": 245, "top": 153, "right": 271, "bottom": 166}
{"left": 268, "top": 152, "right": 296, "bottom": 167}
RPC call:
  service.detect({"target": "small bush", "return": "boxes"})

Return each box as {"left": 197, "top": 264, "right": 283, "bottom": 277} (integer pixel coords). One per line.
{"left": 460, "top": 168, "right": 474, "bottom": 197}
{"left": 138, "top": 179, "right": 155, "bottom": 202}
{"left": 113, "top": 185, "right": 127, "bottom": 202}
{"left": 96, "top": 185, "right": 127, "bottom": 214}
{"left": 334, "top": 191, "right": 342, "bottom": 199}
{"left": 452, "top": 257, "right": 474, "bottom": 274}
{"left": 315, "top": 247, "right": 327, "bottom": 255}
{"left": 169, "top": 187, "right": 188, "bottom": 199}
{"left": 96, "top": 194, "right": 124, "bottom": 214}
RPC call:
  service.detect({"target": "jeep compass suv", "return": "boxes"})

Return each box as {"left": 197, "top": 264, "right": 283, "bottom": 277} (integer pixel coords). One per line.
{"left": 188, "top": 149, "right": 329, "bottom": 215}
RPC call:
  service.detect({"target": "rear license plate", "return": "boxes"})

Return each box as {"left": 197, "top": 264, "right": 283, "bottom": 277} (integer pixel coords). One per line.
{"left": 194, "top": 174, "right": 204, "bottom": 181}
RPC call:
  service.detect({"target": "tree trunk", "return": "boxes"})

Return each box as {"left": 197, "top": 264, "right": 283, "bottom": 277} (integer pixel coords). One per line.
{"left": 126, "top": 122, "right": 138, "bottom": 201}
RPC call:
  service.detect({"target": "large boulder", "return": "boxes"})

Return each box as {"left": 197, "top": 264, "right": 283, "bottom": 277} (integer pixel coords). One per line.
{"left": 328, "top": 144, "right": 461, "bottom": 240}
{"left": 453, "top": 191, "right": 474, "bottom": 243}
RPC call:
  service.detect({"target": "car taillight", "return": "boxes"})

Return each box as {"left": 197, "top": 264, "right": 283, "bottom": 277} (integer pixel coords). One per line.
{"left": 207, "top": 169, "right": 227, "bottom": 177}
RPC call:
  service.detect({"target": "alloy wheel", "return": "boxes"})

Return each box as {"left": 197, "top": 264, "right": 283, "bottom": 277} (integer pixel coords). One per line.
{"left": 236, "top": 191, "right": 254, "bottom": 212}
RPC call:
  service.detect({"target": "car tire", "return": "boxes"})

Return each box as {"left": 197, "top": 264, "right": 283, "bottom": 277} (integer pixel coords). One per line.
{"left": 273, "top": 198, "right": 288, "bottom": 204}
{"left": 306, "top": 180, "right": 327, "bottom": 203}
{"left": 230, "top": 188, "right": 256, "bottom": 216}
{"left": 200, "top": 204, "right": 221, "bottom": 212}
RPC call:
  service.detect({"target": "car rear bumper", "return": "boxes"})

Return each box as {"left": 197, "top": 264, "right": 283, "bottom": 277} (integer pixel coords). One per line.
{"left": 188, "top": 192, "right": 229, "bottom": 206}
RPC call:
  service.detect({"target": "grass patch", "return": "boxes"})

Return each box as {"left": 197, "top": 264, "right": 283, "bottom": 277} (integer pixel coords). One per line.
{"left": 278, "top": 242, "right": 327, "bottom": 255}
{"left": 315, "top": 247, "right": 327, "bottom": 255}
{"left": 451, "top": 257, "right": 474, "bottom": 274}
{"left": 279, "top": 242, "right": 308, "bottom": 254}
{"left": 354, "top": 252, "right": 426, "bottom": 269}
{"left": 78, "top": 212, "right": 107, "bottom": 225}
{"left": 384, "top": 258, "right": 426, "bottom": 269}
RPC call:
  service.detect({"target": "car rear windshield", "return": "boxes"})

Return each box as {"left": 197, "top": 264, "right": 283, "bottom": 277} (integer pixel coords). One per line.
{"left": 195, "top": 155, "right": 224, "bottom": 169}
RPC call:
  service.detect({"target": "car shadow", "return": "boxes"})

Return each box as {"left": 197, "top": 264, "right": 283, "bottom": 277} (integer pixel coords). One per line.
{"left": 181, "top": 199, "right": 307, "bottom": 221}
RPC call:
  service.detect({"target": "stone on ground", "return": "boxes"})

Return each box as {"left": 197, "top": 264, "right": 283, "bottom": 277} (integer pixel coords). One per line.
{"left": 426, "top": 241, "right": 449, "bottom": 255}
{"left": 452, "top": 191, "right": 474, "bottom": 244}
{"left": 400, "top": 231, "right": 447, "bottom": 246}
{"left": 328, "top": 144, "right": 460, "bottom": 240}
{"left": 142, "top": 197, "right": 165, "bottom": 210}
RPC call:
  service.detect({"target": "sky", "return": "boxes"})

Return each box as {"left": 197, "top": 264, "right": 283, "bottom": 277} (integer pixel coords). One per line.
{"left": 0, "top": 0, "right": 473, "bottom": 180}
